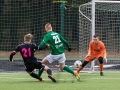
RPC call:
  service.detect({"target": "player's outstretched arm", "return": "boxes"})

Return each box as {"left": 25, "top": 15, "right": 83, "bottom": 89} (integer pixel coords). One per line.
{"left": 9, "top": 51, "right": 16, "bottom": 62}
{"left": 37, "top": 45, "right": 48, "bottom": 50}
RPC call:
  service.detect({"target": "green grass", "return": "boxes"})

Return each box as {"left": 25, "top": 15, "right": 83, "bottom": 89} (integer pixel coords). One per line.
{"left": 0, "top": 71, "right": 120, "bottom": 90}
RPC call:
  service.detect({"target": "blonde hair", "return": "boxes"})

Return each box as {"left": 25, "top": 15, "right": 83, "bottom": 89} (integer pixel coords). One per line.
{"left": 45, "top": 23, "right": 52, "bottom": 31}
{"left": 24, "top": 33, "right": 33, "bottom": 42}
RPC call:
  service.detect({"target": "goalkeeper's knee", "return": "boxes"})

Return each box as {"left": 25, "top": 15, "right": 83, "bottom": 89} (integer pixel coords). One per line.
{"left": 98, "top": 57, "right": 103, "bottom": 64}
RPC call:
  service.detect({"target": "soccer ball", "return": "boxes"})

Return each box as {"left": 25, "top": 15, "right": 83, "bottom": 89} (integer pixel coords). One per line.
{"left": 74, "top": 60, "right": 82, "bottom": 68}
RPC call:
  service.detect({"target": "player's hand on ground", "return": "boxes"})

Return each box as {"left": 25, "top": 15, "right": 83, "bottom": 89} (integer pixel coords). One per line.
{"left": 68, "top": 48, "right": 71, "bottom": 52}
{"left": 104, "top": 58, "right": 107, "bottom": 63}
{"left": 85, "top": 53, "right": 90, "bottom": 58}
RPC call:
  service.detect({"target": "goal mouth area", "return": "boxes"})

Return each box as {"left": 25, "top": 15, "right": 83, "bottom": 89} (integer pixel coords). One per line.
{"left": 79, "top": 0, "right": 120, "bottom": 72}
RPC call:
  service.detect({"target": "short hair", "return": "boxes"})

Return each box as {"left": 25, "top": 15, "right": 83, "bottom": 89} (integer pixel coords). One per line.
{"left": 45, "top": 23, "right": 52, "bottom": 30}
{"left": 93, "top": 34, "right": 99, "bottom": 38}
{"left": 24, "top": 33, "right": 33, "bottom": 42}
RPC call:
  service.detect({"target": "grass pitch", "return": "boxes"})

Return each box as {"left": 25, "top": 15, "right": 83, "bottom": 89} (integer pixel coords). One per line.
{"left": 0, "top": 71, "right": 120, "bottom": 90}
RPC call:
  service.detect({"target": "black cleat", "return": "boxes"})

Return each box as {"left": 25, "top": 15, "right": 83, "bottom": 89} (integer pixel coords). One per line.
{"left": 100, "top": 72, "right": 104, "bottom": 76}
{"left": 48, "top": 75, "right": 56, "bottom": 82}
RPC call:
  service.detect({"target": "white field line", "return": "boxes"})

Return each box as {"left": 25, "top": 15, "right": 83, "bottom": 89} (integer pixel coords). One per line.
{"left": 1, "top": 71, "right": 120, "bottom": 75}
{"left": 0, "top": 71, "right": 120, "bottom": 81}
{"left": 0, "top": 76, "right": 120, "bottom": 81}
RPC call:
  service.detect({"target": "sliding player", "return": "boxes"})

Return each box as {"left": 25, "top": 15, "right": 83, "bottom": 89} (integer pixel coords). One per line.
{"left": 9, "top": 33, "right": 56, "bottom": 82}
{"left": 76, "top": 34, "right": 107, "bottom": 76}
{"left": 38, "top": 23, "right": 80, "bottom": 81}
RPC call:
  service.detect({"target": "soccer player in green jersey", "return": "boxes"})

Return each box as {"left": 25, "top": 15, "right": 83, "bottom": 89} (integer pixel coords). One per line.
{"left": 38, "top": 23, "right": 80, "bottom": 81}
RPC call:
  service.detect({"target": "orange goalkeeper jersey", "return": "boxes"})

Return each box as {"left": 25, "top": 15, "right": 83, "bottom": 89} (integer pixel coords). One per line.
{"left": 88, "top": 40, "right": 107, "bottom": 58}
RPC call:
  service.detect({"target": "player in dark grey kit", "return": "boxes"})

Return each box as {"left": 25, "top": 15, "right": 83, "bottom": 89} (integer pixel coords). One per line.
{"left": 9, "top": 33, "right": 56, "bottom": 82}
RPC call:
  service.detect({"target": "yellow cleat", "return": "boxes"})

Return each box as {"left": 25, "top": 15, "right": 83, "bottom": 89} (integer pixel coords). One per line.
{"left": 74, "top": 71, "right": 80, "bottom": 81}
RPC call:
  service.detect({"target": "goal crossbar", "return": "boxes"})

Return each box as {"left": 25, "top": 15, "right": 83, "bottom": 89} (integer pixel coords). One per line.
{"left": 94, "top": 0, "right": 120, "bottom": 3}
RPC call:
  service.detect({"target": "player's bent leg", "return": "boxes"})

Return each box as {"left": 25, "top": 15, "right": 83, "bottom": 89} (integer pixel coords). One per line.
{"left": 98, "top": 57, "right": 104, "bottom": 76}
{"left": 26, "top": 70, "right": 44, "bottom": 82}
{"left": 43, "top": 66, "right": 56, "bottom": 82}
{"left": 63, "top": 65, "right": 74, "bottom": 75}
{"left": 59, "top": 63, "right": 65, "bottom": 72}
{"left": 42, "top": 58, "right": 50, "bottom": 65}
{"left": 46, "top": 69, "right": 56, "bottom": 82}
{"left": 37, "top": 60, "right": 49, "bottom": 77}
{"left": 77, "top": 61, "right": 89, "bottom": 73}
{"left": 77, "top": 56, "right": 94, "bottom": 72}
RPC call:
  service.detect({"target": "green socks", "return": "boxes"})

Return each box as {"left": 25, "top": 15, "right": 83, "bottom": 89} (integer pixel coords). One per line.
{"left": 38, "top": 67, "right": 44, "bottom": 77}
{"left": 63, "top": 65, "right": 74, "bottom": 75}
{"left": 38, "top": 65, "right": 74, "bottom": 76}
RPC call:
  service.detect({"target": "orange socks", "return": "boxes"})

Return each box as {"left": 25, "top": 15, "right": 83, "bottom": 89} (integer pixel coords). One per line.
{"left": 99, "top": 64, "right": 103, "bottom": 72}
{"left": 77, "top": 64, "right": 103, "bottom": 73}
{"left": 77, "top": 66, "right": 83, "bottom": 72}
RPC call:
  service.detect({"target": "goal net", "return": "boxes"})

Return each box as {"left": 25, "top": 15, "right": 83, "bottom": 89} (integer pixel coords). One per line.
{"left": 1, "top": 0, "right": 120, "bottom": 73}
{"left": 0, "top": 0, "right": 81, "bottom": 72}
{"left": 79, "top": 0, "right": 120, "bottom": 72}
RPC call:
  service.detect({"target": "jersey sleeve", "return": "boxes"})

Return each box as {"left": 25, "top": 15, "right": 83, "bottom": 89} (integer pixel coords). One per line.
{"left": 39, "top": 35, "right": 48, "bottom": 46}
{"left": 59, "top": 34, "right": 70, "bottom": 48}
{"left": 9, "top": 45, "right": 20, "bottom": 61}
{"left": 100, "top": 42, "right": 107, "bottom": 58}
{"left": 88, "top": 41, "right": 92, "bottom": 54}
{"left": 34, "top": 43, "right": 48, "bottom": 50}
{"left": 13, "top": 45, "right": 20, "bottom": 53}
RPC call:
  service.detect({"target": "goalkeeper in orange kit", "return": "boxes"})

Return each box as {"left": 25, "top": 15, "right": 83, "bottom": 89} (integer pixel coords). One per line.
{"left": 76, "top": 34, "right": 107, "bottom": 76}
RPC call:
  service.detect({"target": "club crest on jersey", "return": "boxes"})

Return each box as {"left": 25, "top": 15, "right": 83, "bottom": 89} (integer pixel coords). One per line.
{"left": 98, "top": 46, "right": 100, "bottom": 50}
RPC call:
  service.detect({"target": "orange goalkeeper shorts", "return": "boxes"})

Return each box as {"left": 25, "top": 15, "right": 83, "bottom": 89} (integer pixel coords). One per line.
{"left": 85, "top": 54, "right": 103, "bottom": 62}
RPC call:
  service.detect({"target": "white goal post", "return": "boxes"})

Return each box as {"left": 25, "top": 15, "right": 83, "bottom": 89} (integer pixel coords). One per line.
{"left": 79, "top": 0, "right": 120, "bottom": 72}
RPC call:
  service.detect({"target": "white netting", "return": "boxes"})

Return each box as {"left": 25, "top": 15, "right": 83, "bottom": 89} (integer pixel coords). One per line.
{"left": 79, "top": 1, "right": 120, "bottom": 71}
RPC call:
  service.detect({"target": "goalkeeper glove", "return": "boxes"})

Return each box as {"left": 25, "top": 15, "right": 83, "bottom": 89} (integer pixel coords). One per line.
{"left": 104, "top": 58, "right": 107, "bottom": 63}
{"left": 68, "top": 48, "right": 71, "bottom": 52}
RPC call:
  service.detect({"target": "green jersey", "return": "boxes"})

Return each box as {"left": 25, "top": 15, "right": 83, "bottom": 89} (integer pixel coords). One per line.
{"left": 39, "top": 31, "right": 70, "bottom": 55}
